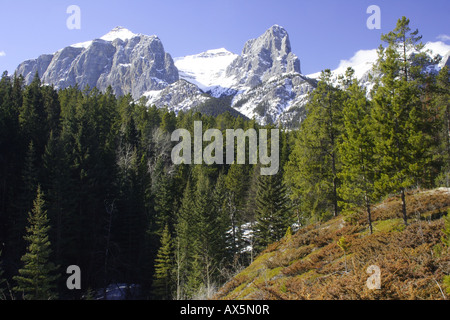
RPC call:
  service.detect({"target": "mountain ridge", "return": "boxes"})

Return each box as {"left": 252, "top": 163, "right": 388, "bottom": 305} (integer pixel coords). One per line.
{"left": 14, "top": 25, "right": 450, "bottom": 126}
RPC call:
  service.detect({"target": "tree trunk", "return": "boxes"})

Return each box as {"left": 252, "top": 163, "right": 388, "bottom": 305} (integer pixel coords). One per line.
{"left": 366, "top": 194, "right": 373, "bottom": 234}
{"left": 401, "top": 188, "right": 408, "bottom": 226}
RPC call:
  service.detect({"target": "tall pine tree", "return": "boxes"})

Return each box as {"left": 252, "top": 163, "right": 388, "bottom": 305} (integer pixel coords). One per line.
{"left": 152, "top": 224, "right": 174, "bottom": 300}
{"left": 13, "top": 186, "right": 59, "bottom": 300}
{"left": 253, "top": 172, "right": 292, "bottom": 253}
{"left": 371, "top": 17, "right": 436, "bottom": 226}
{"left": 338, "top": 68, "right": 376, "bottom": 234}
{"left": 284, "top": 70, "right": 344, "bottom": 221}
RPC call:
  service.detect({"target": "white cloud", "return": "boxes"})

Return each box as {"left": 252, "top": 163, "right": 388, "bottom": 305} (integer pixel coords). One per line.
{"left": 437, "top": 34, "right": 450, "bottom": 42}
{"left": 0, "top": 51, "right": 6, "bottom": 57}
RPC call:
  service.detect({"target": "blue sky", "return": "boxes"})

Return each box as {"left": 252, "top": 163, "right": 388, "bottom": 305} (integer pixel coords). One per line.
{"left": 0, "top": 0, "right": 449, "bottom": 75}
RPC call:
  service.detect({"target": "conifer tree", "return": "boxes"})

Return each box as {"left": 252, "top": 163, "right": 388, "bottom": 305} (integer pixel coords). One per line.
{"left": 152, "top": 224, "right": 174, "bottom": 300}
{"left": 253, "top": 172, "right": 292, "bottom": 253}
{"left": 371, "top": 17, "right": 436, "bottom": 226}
{"left": 338, "top": 68, "right": 376, "bottom": 234}
{"left": 191, "top": 169, "right": 219, "bottom": 295}
{"left": 13, "top": 186, "right": 59, "bottom": 300}
{"left": 224, "top": 163, "right": 248, "bottom": 256}
{"left": 153, "top": 171, "right": 175, "bottom": 236}
{"left": 284, "top": 70, "right": 344, "bottom": 220}
{"left": 42, "top": 131, "right": 73, "bottom": 266}
{"left": 174, "top": 180, "right": 194, "bottom": 299}
{"left": 19, "top": 72, "right": 47, "bottom": 156}
{"left": 435, "top": 66, "right": 450, "bottom": 187}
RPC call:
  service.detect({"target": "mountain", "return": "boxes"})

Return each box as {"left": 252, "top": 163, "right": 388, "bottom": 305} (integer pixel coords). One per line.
{"left": 14, "top": 26, "right": 450, "bottom": 127}
{"left": 134, "top": 25, "right": 316, "bottom": 125}
{"left": 307, "top": 41, "right": 450, "bottom": 89}
{"left": 143, "top": 79, "right": 211, "bottom": 112}
{"left": 16, "top": 27, "right": 179, "bottom": 99}
{"left": 225, "top": 25, "right": 301, "bottom": 89}
{"left": 173, "top": 25, "right": 316, "bottom": 125}
{"left": 174, "top": 48, "right": 239, "bottom": 96}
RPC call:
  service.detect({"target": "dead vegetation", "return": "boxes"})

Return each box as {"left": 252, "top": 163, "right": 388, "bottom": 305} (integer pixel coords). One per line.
{"left": 213, "top": 188, "right": 450, "bottom": 300}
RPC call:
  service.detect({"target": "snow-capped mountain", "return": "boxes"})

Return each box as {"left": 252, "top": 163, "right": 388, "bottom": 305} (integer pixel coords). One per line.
{"left": 220, "top": 25, "right": 315, "bottom": 124}
{"left": 307, "top": 41, "right": 450, "bottom": 87}
{"left": 14, "top": 25, "right": 450, "bottom": 127}
{"left": 16, "top": 27, "right": 178, "bottom": 99}
{"left": 174, "top": 48, "right": 239, "bottom": 96}
{"left": 170, "top": 25, "right": 315, "bottom": 124}
{"left": 140, "top": 24, "right": 316, "bottom": 124}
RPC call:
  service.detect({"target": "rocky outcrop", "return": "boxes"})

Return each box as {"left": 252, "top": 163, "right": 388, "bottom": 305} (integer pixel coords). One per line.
{"left": 143, "top": 79, "right": 211, "bottom": 112}
{"left": 16, "top": 27, "right": 179, "bottom": 99}
{"left": 225, "top": 25, "right": 301, "bottom": 89}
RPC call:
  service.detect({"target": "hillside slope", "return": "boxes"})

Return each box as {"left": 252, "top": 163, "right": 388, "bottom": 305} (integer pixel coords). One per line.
{"left": 214, "top": 188, "right": 450, "bottom": 300}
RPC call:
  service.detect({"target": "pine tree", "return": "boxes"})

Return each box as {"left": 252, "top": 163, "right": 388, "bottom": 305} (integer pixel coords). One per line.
{"left": 338, "top": 68, "right": 376, "bottom": 234}
{"left": 19, "top": 72, "right": 47, "bottom": 156}
{"left": 284, "top": 70, "right": 344, "bottom": 221}
{"left": 13, "top": 186, "right": 59, "bottom": 300}
{"left": 371, "top": 17, "right": 436, "bottom": 226}
{"left": 435, "top": 66, "right": 450, "bottom": 187}
{"left": 174, "top": 180, "right": 194, "bottom": 299}
{"left": 161, "top": 110, "right": 177, "bottom": 133}
{"left": 41, "top": 131, "right": 74, "bottom": 268}
{"left": 224, "top": 163, "right": 248, "bottom": 256}
{"left": 152, "top": 224, "right": 174, "bottom": 300}
{"left": 210, "top": 171, "right": 230, "bottom": 267}
{"left": 153, "top": 171, "right": 175, "bottom": 236}
{"left": 191, "top": 169, "right": 219, "bottom": 296}
{"left": 253, "top": 172, "right": 292, "bottom": 253}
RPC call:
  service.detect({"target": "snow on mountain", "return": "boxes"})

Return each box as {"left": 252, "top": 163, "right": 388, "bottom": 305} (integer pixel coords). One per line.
{"left": 100, "top": 26, "right": 139, "bottom": 42}
{"left": 16, "top": 24, "right": 449, "bottom": 128}
{"left": 174, "top": 48, "right": 238, "bottom": 95}
{"left": 143, "top": 79, "right": 210, "bottom": 112}
{"left": 69, "top": 27, "right": 139, "bottom": 50}
{"left": 17, "top": 26, "right": 178, "bottom": 99}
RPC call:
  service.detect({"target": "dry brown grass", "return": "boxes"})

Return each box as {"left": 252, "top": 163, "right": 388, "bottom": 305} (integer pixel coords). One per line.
{"left": 215, "top": 188, "right": 450, "bottom": 300}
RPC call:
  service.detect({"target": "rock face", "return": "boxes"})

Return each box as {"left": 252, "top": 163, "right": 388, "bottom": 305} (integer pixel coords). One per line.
{"left": 143, "top": 79, "right": 210, "bottom": 112}
{"left": 15, "top": 25, "right": 315, "bottom": 126}
{"left": 440, "top": 51, "right": 450, "bottom": 69}
{"left": 16, "top": 27, "right": 179, "bottom": 99}
{"left": 14, "top": 25, "right": 449, "bottom": 127}
{"left": 225, "top": 25, "right": 301, "bottom": 89}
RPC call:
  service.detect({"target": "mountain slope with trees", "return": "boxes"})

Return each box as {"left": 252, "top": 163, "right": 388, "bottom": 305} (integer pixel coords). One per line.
{"left": 0, "top": 17, "right": 449, "bottom": 300}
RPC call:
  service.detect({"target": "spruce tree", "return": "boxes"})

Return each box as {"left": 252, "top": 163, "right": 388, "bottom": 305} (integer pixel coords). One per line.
{"left": 19, "top": 72, "right": 47, "bottom": 156}
{"left": 152, "top": 224, "right": 174, "bottom": 300}
{"left": 13, "top": 186, "right": 59, "bottom": 300}
{"left": 253, "top": 172, "right": 292, "bottom": 253}
{"left": 338, "top": 69, "right": 376, "bottom": 234}
{"left": 174, "top": 180, "right": 194, "bottom": 299}
{"left": 224, "top": 163, "right": 248, "bottom": 256}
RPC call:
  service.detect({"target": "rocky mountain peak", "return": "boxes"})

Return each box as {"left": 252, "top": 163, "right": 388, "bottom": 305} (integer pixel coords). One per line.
{"left": 225, "top": 25, "right": 301, "bottom": 88}
{"left": 100, "top": 26, "right": 139, "bottom": 42}
{"left": 16, "top": 27, "right": 178, "bottom": 99}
